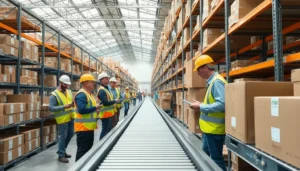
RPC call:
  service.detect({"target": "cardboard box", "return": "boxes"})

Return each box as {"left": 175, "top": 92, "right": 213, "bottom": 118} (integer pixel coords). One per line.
{"left": 24, "top": 138, "right": 40, "bottom": 154}
{"left": 20, "top": 76, "right": 28, "bottom": 84}
{"left": 49, "top": 124, "right": 57, "bottom": 133}
{"left": 255, "top": 97, "right": 300, "bottom": 168}
{"left": 202, "top": 0, "right": 212, "bottom": 20}
{"left": 21, "top": 41, "right": 31, "bottom": 52}
{"left": 184, "top": 108, "right": 189, "bottom": 125}
{"left": 203, "top": 28, "right": 224, "bottom": 48}
{"left": 0, "top": 35, "right": 19, "bottom": 48}
{"left": 26, "top": 111, "right": 40, "bottom": 120}
{"left": 225, "top": 81, "right": 293, "bottom": 143}
{"left": 0, "top": 95, "right": 7, "bottom": 103}
{"left": 0, "top": 74, "right": 10, "bottom": 83}
{"left": 2, "top": 66, "right": 15, "bottom": 75}
{"left": 185, "top": 59, "right": 206, "bottom": 88}
{"left": 160, "top": 92, "right": 172, "bottom": 100}
{"left": 43, "top": 135, "right": 50, "bottom": 145}
{"left": 159, "top": 99, "right": 171, "bottom": 110}
{"left": 187, "top": 88, "right": 206, "bottom": 102}
{"left": 0, "top": 114, "right": 16, "bottom": 126}
{"left": 285, "top": 36, "right": 300, "bottom": 45}
{"left": 0, "top": 103, "right": 26, "bottom": 115}
{"left": 19, "top": 128, "right": 40, "bottom": 142}
{"left": 17, "top": 112, "right": 26, "bottom": 123}
{"left": 0, "top": 134, "right": 24, "bottom": 152}
{"left": 188, "top": 109, "right": 202, "bottom": 133}
{"left": 231, "top": 152, "right": 257, "bottom": 171}
{"left": 0, "top": 44, "right": 18, "bottom": 56}
{"left": 7, "top": 94, "right": 39, "bottom": 103}
{"left": 26, "top": 102, "right": 41, "bottom": 111}
{"left": 291, "top": 68, "right": 300, "bottom": 82}
{"left": 21, "top": 49, "right": 31, "bottom": 60}
{"left": 50, "top": 132, "right": 57, "bottom": 142}
{"left": 43, "top": 75, "right": 57, "bottom": 87}
{"left": 0, "top": 145, "right": 24, "bottom": 165}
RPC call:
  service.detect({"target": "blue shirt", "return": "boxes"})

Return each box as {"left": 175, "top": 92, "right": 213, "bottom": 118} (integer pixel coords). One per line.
{"left": 199, "top": 72, "right": 225, "bottom": 114}
{"left": 108, "top": 86, "right": 124, "bottom": 102}
{"left": 75, "top": 92, "right": 97, "bottom": 114}
{"left": 97, "top": 84, "right": 116, "bottom": 106}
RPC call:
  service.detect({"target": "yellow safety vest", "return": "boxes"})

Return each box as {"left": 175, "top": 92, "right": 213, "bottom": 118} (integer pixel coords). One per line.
{"left": 97, "top": 86, "right": 115, "bottom": 119}
{"left": 124, "top": 92, "right": 131, "bottom": 103}
{"left": 132, "top": 92, "right": 137, "bottom": 98}
{"left": 74, "top": 89, "right": 98, "bottom": 132}
{"left": 199, "top": 74, "right": 227, "bottom": 135}
{"left": 51, "top": 89, "right": 75, "bottom": 124}
{"left": 115, "top": 88, "right": 122, "bottom": 109}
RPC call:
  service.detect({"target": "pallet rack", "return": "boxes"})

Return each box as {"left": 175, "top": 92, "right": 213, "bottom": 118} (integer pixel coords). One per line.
{"left": 0, "top": 2, "right": 137, "bottom": 170}
{"left": 151, "top": 0, "right": 300, "bottom": 170}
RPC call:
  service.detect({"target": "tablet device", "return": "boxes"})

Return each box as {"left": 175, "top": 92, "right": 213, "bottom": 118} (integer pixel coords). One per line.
{"left": 183, "top": 99, "right": 192, "bottom": 105}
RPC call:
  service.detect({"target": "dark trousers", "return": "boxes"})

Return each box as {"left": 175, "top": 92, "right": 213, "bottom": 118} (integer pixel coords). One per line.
{"left": 111, "top": 109, "right": 120, "bottom": 129}
{"left": 57, "top": 120, "right": 74, "bottom": 158}
{"left": 75, "top": 131, "right": 94, "bottom": 162}
{"left": 124, "top": 102, "right": 130, "bottom": 116}
{"left": 202, "top": 133, "right": 226, "bottom": 171}
{"left": 100, "top": 117, "right": 112, "bottom": 140}
{"left": 133, "top": 98, "right": 136, "bottom": 106}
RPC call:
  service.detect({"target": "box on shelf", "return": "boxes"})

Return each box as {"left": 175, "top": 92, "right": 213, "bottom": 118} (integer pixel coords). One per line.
{"left": 185, "top": 59, "right": 206, "bottom": 88}
{"left": 0, "top": 34, "right": 19, "bottom": 48}
{"left": 0, "top": 44, "right": 18, "bottom": 56}
{"left": 225, "top": 81, "right": 293, "bottom": 144}
{"left": 26, "top": 111, "right": 40, "bottom": 120}
{"left": 285, "top": 36, "right": 300, "bottom": 45}
{"left": 211, "top": 0, "right": 221, "bottom": 11}
{"left": 291, "top": 69, "right": 300, "bottom": 96}
{"left": 203, "top": 0, "right": 212, "bottom": 21}
{"left": 255, "top": 97, "right": 300, "bottom": 168}
{"left": 0, "top": 113, "right": 17, "bottom": 126}
{"left": 187, "top": 88, "right": 206, "bottom": 102}
{"left": 188, "top": 109, "right": 202, "bottom": 133}
{"left": 7, "top": 94, "right": 39, "bottom": 103}
{"left": 0, "top": 95, "right": 7, "bottom": 103}
{"left": 16, "top": 112, "right": 26, "bottom": 123}
{"left": 2, "top": 66, "right": 15, "bottom": 75}
{"left": 50, "top": 132, "right": 57, "bottom": 142}
{"left": 0, "top": 145, "right": 24, "bottom": 165}
{"left": 26, "top": 102, "right": 41, "bottom": 111}
{"left": 0, "top": 103, "right": 26, "bottom": 115}
{"left": 233, "top": 78, "right": 265, "bottom": 83}
{"left": 0, "top": 74, "right": 10, "bottom": 83}
{"left": 203, "top": 28, "right": 224, "bottom": 48}
{"left": 24, "top": 138, "right": 40, "bottom": 154}
{"left": 159, "top": 99, "right": 171, "bottom": 110}
{"left": 43, "top": 75, "right": 57, "bottom": 87}
{"left": 0, "top": 134, "right": 24, "bottom": 152}
{"left": 61, "top": 59, "right": 71, "bottom": 72}
{"left": 19, "top": 128, "right": 40, "bottom": 142}
{"left": 43, "top": 135, "right": 50, "bottom": 145}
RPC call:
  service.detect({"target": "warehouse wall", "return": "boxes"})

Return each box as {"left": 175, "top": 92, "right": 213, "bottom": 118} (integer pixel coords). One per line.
{"left": 121, "top": 60, "right": 152, "bottom": 92}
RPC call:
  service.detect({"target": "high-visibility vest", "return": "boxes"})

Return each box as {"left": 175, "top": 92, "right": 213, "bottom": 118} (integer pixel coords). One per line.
{"left": 132, "top": 92, "right": 137, "bottom": 98}
{"left": 199, "top": 74, "right": 227, "bottom": 135}
{"left": 124, "top": 92, "right": 131, "bottom": 102}
{"left": 115, "top": 88, "right": 122, "bottom": 109}
{"left": 74, "top": 89, "right": 98, "bottom": 132}
{"left": 97, "top": 86, "right": 115, "bottom": 119}
{"left": 51, "top": 89, "right": 75, "bottom": 124}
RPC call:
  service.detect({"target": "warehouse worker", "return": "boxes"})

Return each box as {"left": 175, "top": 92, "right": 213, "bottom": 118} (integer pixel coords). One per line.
{"left": 97, "top": 72, "right": 120, "bottom": 140}
{"left": 108, "top": 77, "right": 123, "bottom": 129}
{"left": 74, "top": 74, "right": 102, "bottom": 161}
{"left": 132, "top": 91, "right": 137, "bottom": 106}
{"left": 189, "top": 55, "right": 227, "bottom": 171}
{"left": 49, "top": 75, "right": 75, "bottom": 163}
{"left": 123, "top": 87, "right": 131, "bottom": 116}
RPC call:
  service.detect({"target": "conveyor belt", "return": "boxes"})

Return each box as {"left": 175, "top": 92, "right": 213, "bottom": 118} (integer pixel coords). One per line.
{"left": 68, "top": 98, "right": 222, "bottom": 171}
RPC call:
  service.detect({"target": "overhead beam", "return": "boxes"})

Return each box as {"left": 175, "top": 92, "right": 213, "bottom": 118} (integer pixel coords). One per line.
{"left": 58, "top": 28, "right": 157, "bottom": 31}
{"left": 6, "top": 5, "right": 170, "bottom": 8}
{"left": 33, "top": 18, "right": 164, "bottom": 21}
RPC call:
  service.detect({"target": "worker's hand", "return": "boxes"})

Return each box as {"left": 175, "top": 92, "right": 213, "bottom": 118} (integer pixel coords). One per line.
{"left": 115, "top": 99, "right": 121, "bottom": 103}
{"left": 189, "top": 100, "right": 201, "bottom": 111}
{"left": 96, "top": 104, "right": 103, "bottom": 110}
{"left": 64, "top": 103, "right": 73, "bottom": 109}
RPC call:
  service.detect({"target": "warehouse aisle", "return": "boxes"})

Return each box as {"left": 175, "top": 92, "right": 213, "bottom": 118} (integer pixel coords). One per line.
{"left": 9, "top": 104, "right": 137, "bottom": 171}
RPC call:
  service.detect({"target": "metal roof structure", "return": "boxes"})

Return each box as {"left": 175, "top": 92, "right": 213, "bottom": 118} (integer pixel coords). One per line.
{"left": 4, "top": 0, "right": 171, "bottom": 62}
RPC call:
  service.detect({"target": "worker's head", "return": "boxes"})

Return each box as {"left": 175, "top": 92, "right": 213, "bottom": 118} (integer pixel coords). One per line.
{"left": 59, "top": 75, "right": 71, "bottom": 91}
{"left": 109, "top": 77, "right": 117, "bottom": 88}
{"left": 98, "top": 72, "right": 109, "bottom": 86}
{"left": 80, "top": 74, "right": 96, "bottom": 91}
{"left": 125, "top": 87, "right": 129, "bottom": 92}
{"left": 193, "top": 55, "right": 215, "bottom": 79}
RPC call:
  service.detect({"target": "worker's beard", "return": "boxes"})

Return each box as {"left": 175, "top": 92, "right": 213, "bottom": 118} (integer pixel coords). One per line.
{"left": 60, "top": 84, "right": 67, "bottom": 92}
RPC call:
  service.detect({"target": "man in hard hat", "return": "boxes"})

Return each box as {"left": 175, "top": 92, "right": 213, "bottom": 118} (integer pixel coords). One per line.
{"left": 97, "top": 72, "right": 120, "bottom": 140}
{"left": 108, "top": 77, "right": 123, "bottom": 129}
{"left": 132, "top": 91, "right": 137, "bottom": 106}
{"left": 189, "top": 55, "right": 227, "bottom": 171}
{"left": 49, "top": 75, "right": 75, "bottom": 163}
{"left": 123, "top": 87, "right": 131, "bottom": 117}
{"left": 74, "top": 74, "right": 102, "bottom": 161}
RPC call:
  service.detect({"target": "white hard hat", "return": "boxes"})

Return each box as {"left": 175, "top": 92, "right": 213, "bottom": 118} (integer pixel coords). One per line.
{"left": 109, "top": 77, "right": 117, "bottom": 83}
{"left": 59, "top": 75, "right": 71, "bottom": 85}
{"left": 98, "top": 72, "right": 109, "bottom": 80}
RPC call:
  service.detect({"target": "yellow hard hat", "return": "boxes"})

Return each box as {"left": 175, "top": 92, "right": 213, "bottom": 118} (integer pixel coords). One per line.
{"left": 80, "top": 74, "right": 96, "bottom": 83}
{"left": 125, "top": 87, "right": 129, "bottom": 90}
{"left": 193, "top": 55, "right": 214, "bottom": 72}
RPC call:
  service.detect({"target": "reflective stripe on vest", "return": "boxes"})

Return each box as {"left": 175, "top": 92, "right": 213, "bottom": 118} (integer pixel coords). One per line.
{"left": 116, "top": 88, "right": 122, "bottom": 109}
{"left": 199, "top": 74, "right": 227, "bottom": 135}
{"left": 124, "top": 92, "right": 131, "bottom": 102}
{"left": 74, "top": 89, "right": 98, "bottom": 132}
{"left": 97, "top": 86, "right": 115, "bottom": 118}
{"left": 51, "top": 89, "right": 74, "bottom": 124}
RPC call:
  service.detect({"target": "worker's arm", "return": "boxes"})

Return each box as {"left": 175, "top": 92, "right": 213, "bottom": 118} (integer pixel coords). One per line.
{"left": 75, "top": 92, "right": 97, "bottom": 114}
{"left": 200, "top": 80, "right": 225, "bottom": 114}
{"left": 49, "top": 95, "right": 65, "bottom": 112}
{"left": 98, "top": 89, "right": 116, "bottom": 106}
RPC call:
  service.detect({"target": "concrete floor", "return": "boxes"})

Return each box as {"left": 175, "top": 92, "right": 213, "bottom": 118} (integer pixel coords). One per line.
{"left": 9, "top": 103, "right": 138, "bottom": 171}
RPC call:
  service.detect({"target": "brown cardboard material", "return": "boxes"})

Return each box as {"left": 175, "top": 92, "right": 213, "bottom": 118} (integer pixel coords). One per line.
{"left": 0, "top": 114, "right": 16, "bottom": 126}
{"left": 21, "top": 41, "right": 31, "bottom": 51}
{"left": 159, "top": 99, "right": 171, "bottom": 110}
{"left": 26, "top": 102, "right": 41, "bottom": 111}
{"left": 185, "top": 59, "right": 206, "bottom": 88}
{"left": 24, "top": 138, "right": 40, "bottom": 154}
{"left": 0, "top": 44, "right": 18, "bottom": 56}
{"left": 0, "top": 134, "right": 24, "bottom": 152}
{"left": 0, "top": 103, "right": 26, "bottom": 115}
{"left": 188, "top": 109, "right": 202, "bottom": 133}
{"left": 50, "top": 132, "right": 57, "bottom": 142}
{"left": 2, "top": 66, "right": 15, "bottom": 75}
{"left": 202, "top": 0, "right": 212, "bottom": 20}
{"left": 255, "top": 97, "right": 300, "bottom": 168}
{"left": 231, "top": 152, "right": 256, "bottom": 171}
{"left": 43, "top": 135, "right": 50, "bottom": 145}
{"left": 291, "top": 68, "right": 300, "bottom": 82}
{"left": 0, "top": 145, "right": 24, "bottom": 165}
{"left": 203, "top": 28, "right": 224, "bottom": 48}
{"left": 0, "top": 35, "right": 19, "bottom": 48}
{"left": 187, "top": 88, "right": 206, "bottom": 102}
{"left": 7, "top": 94, "right": 39, "bottom": 103}
{"left": 21, "top": 49, "right": 31, "bottom": 60}
{"left": 0, "top": 74, "right": 10, "bottom": 83}
{"left": 225, "top": 81, "right": 293, "bottom": 144}
{"left": 19, "top": 128, "right": 40, "bottom": 142}
{"left": 26, "top": 111, "right": 40, "bottom": 120}
{"left": 49, "top": 124, "right": 57, "bottom": 133}
{"left": 16, "top": 112, "right": 26, "bottom": 123}
{"left": 0, "top": 95, "right": 7, "bottom": 103}
{"left": 293, "top": 82, "right": 300, "bottom": 96}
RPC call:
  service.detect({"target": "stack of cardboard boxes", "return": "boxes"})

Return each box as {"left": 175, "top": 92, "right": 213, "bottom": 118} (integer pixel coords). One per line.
{"left": 203, "top": 28, "right": 224, "bottom": 48}
{"left": 0, "top": 65, "right": 15, "bottom": 83}
{"left": 43, "top": 57, "right": 57, "bottom": 68}
{"left": 43, "top": 75, "right": 57, "bottom": 87}
{"left": 20, "top": 69, "right": 38, "bottom": 85}
{"left": 0, "top": 134, "right": 24, "bottom": 165}
{"left": 0, "top": 102, "right": 26, "bottom": 126}
{"left": 159, "top": 92, "right": 172, "bottom": 110}
{"left": 19, "top": 127, "right": 40, "bottom": 154}
{"left": 231, "top": 60, "right": 259, "bottom": 71}
{"left": 0, "top": 35, "right": 19, "bottom": 57}
{"left": 61, "top": 59, "right": 71, "bottom": 73}
{"left": 231, "top": 152, "right": 257, "bottom": 171}
{"left": 71, "top": 80, "right": 80, "bottom": 90}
